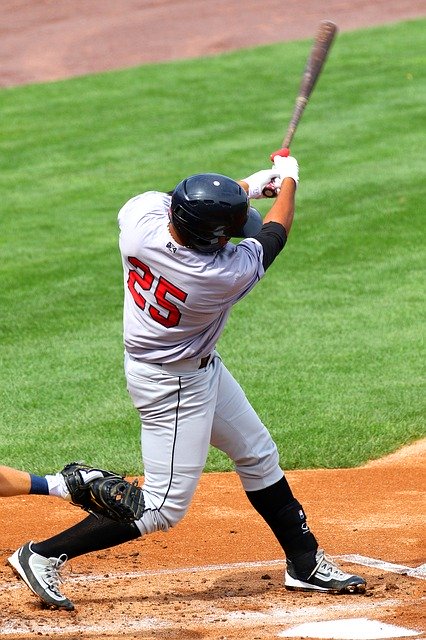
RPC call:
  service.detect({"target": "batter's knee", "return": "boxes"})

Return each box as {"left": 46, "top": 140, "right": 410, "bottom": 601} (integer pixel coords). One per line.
{"left": 235, "top": 442, "right": 282, "bottom": 492}
{"left": 134, "top": 500, "right": 190, "bottom": 536}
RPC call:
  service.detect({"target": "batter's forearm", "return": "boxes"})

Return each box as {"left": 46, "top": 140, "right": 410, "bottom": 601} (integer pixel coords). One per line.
{"left": 263, "top": 178, "right": 296, "bottom": 235}
{"left": 237, "top": 180, "right": 249, "bottom": 193}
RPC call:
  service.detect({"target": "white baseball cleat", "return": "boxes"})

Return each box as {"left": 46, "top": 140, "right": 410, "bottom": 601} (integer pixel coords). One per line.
{"left": 285, "top": 548, "right": 366, "bottom": 594}
{"left": 8, "top": 541, "right": 74, "bottom": 610}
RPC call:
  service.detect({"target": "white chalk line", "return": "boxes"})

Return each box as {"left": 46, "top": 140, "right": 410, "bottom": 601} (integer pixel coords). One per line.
{"left": 0, "top": 558, "right": 287, "bottom": 592}
{"left": 336, "top": 555, "right": 426, "bottom": 580}
{"left": 69, "top": 554, "right": 426, "bottom": 584}
{"left": 0, "top": 555, "right": 424, "bottom": 595}
{"left": 1, "top": 556, "right": 424, "bottom": 637}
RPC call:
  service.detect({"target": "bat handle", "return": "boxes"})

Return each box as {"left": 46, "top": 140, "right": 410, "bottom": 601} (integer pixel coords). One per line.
{"left": 261, "top": 148, "right": 290, "bottom": 197}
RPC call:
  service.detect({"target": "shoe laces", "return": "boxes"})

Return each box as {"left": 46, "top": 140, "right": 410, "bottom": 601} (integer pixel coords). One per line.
{"left": 44, "top": 554, "right": 68, "bottom": 596}
{"left": 311, "top": 550, "right": 346, "bottom": 579}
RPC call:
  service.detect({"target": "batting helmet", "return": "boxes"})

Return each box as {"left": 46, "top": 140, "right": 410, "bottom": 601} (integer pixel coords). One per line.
{"left": 170, "top": 173, "right": 262, "bottom": 253}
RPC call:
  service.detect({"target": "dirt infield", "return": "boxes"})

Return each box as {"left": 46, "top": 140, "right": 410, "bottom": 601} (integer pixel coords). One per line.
{"left": 1, "top": 2, "right": 425, "bottom": 638}
{"left": 0, "top": 441, "right": 425, "bottom": 638}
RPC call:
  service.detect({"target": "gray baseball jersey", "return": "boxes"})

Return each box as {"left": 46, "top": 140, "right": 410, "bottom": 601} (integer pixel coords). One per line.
{"left": 118, "top": 191, "right": 266, "bottom": 363}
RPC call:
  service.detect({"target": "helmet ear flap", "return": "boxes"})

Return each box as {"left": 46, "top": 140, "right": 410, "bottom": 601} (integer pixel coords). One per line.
{"left": 170, "top": 206, "right": 205, "bottom": 250}
{"left": 235, "top": 206, "right": 263, "bottom": 238}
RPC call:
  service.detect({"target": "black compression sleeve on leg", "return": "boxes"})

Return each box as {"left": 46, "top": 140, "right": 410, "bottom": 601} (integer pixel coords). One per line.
{"left": 246, "top": 476, "right": 318, "bottom": 559}
{"left": 32, "top": 514, "right": 140, "bottom": 560}
{"left": 246, "top": 476, "right": 294, "bottom": 516}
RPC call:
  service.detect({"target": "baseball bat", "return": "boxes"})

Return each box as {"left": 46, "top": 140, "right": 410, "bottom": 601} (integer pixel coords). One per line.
{"left": 262, "top": 20, "right": 338, "bottom": 197}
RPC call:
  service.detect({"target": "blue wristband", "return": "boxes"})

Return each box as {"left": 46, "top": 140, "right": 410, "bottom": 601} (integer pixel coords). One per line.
{"left": 29, "top": 474, "right": 49, "bottom": 495}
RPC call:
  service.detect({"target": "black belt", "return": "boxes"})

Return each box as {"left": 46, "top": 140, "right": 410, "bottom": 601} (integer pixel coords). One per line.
{"left": 151, "top": 354, "right": 212, "bottom": 368}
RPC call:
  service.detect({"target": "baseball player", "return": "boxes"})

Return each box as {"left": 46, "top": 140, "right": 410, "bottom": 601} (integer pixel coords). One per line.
{"left": 7, "top": 155, "right": 366, "bottom": 610}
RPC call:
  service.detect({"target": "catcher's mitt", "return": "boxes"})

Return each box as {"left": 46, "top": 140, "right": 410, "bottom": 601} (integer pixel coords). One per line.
{"left": 61, "top": 462, "right": 144, "bottom": 523}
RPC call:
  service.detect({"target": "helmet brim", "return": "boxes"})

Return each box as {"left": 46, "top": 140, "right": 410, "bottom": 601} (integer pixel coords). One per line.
{"left": 235, "top": 206, "right": 263, "bottom": 238}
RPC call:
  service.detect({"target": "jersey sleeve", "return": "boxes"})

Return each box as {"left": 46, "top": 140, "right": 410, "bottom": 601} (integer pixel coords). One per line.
{"left": 219, "top": 221, "right": 287, "bottom": 305}
{"left": 217, "top": 238, "right": 265, "bottom": 305}
{"left": 253, "top": 221, "right": 287, "bottom": 270}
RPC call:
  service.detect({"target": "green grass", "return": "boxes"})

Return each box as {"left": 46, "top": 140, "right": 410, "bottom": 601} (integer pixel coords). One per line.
{"left": 1, "top": 19, "right": 425, "bottom": 474}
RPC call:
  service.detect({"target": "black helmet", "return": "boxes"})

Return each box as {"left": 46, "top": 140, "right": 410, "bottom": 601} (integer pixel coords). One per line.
{"left": 170, "top": 173, "right": 262, "bottom": 253}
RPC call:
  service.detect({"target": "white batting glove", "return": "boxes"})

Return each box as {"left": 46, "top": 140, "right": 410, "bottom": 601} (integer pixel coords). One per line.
{"left": 273, "top": 155, "right": 299, "bottom": 189}
{"left": 242, "top": 168, "right": 280, "bottom": 199}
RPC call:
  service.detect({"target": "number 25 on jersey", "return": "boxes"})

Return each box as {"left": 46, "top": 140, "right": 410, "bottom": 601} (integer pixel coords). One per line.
{"left": 127, "top": 257, "right": 188, "bottom": 328}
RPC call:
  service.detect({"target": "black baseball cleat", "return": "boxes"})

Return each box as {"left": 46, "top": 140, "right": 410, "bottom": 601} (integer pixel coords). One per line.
{"left": 8, "top": 542, "right": 74, "bottom": 610}
{"left": 285, "top": 548, "right": 366, "bottom": 594}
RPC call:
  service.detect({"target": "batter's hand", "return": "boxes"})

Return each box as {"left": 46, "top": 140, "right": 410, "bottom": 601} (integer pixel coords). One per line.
{"left": 273, "top": 156, "right": 299, "bottom": 189}
{"left": 241, "top": 168, "right": 280, "bottom": 199}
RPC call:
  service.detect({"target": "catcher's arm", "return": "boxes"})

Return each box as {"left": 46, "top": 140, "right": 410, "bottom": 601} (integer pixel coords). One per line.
{"left": 0, "top": 465, "right": 31, "bottom": 496}
{"left": 61, "top": 462, "right": 145, "bottom": 523}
